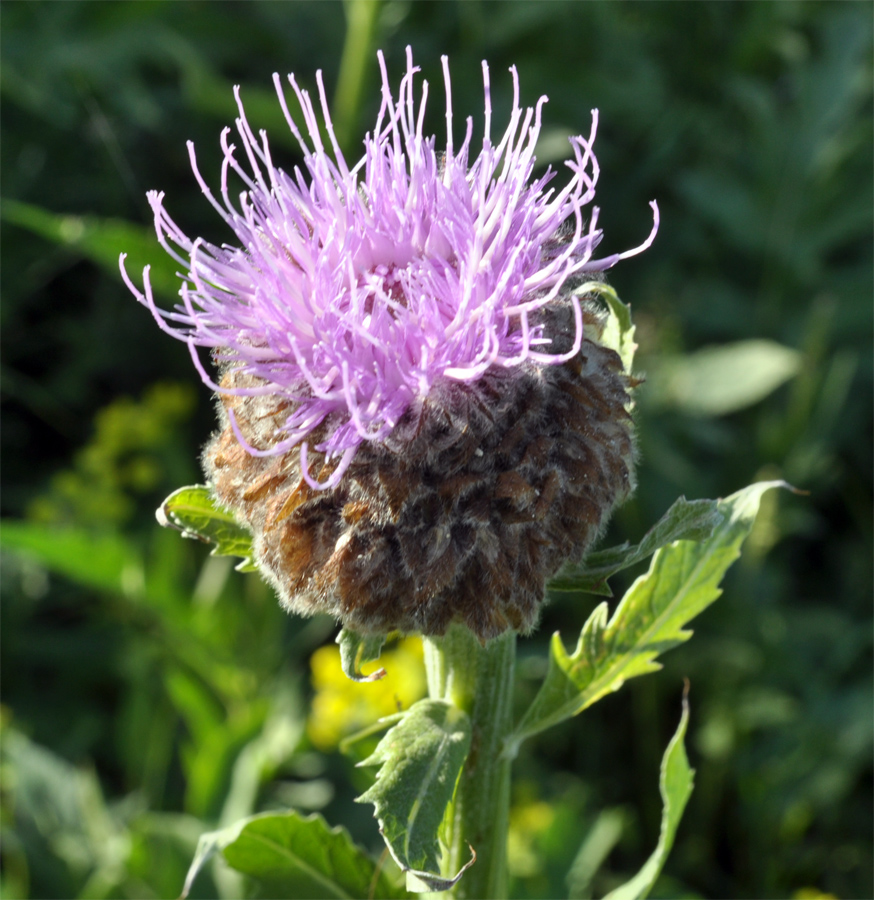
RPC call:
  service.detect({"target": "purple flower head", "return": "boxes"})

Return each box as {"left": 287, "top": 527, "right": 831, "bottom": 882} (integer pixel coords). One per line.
{"left": 122, "top": 47, "right": 657, "bottom": 491}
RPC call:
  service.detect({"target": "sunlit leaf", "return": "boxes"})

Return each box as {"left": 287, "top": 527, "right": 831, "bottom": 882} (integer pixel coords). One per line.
{"left": 0, "top": 520, "right": 143, "bottom": 596}
{"left": 181, "top": 810, "right": 408, "bottom": 900}
{"left": 550, "top": 496, "right": 723, "bottom": 596}
{"left": 358, "top": 699, "right": 473, "bottom": 892}
{"left": 0, "top": 198, "right": 181, "bottom": 301}
{"left": 602, "top": 693, "right": 695, "bottom": 900}
{"left": 511, "top": 482, "right": 789, "bottom": 746}
{"left": 157, "top": 485, "right": 257, "bottom": 572}
{"left": 646, "top": 340, "right": 802, "bottom": 416}
{"left": 579, "top": 282, "right": 637, "bottom": 373}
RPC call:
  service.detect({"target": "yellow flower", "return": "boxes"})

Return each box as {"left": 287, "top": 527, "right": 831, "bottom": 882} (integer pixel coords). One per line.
{"left": 307, "top": 636, "right": 426, "bottom": 750}
{"left": 507, "top": 798, "right": 555, "bottom": 878}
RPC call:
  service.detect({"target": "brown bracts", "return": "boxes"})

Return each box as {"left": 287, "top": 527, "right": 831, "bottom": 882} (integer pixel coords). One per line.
{"left": 205, "top": 306, "right": 636, "bottom": 642}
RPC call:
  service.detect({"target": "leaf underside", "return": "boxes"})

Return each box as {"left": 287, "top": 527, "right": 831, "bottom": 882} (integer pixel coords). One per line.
{"left": 357, "top": 699, "right": 472, "bottom": 892}
{"left": 157, "top": 484, "right": 258, "bottom": 572}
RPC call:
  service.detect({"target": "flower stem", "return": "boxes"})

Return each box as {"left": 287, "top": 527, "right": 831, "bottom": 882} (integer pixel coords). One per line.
{"left": 333, "top": 0, "right": 381, "bottom": 152}
{"left": 424, "top": 625, "right": 516, "bottom": 899}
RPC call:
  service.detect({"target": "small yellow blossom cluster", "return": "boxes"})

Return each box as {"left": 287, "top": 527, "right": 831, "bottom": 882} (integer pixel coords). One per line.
{"left": 307, "top": 636, "right": 426, "bottom": 750}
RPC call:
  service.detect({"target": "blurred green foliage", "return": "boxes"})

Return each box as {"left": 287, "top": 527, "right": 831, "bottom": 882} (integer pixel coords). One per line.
{"left": 27, "top": 382, "right": 196, "bottom": 529}
{"left": 1, "top": 1, "right": 871, "bottom": 898}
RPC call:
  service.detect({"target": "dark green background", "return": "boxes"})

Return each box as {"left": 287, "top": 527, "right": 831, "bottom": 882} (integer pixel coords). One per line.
{"left": 2, "top": 2, "right": 871, "bottom": 898}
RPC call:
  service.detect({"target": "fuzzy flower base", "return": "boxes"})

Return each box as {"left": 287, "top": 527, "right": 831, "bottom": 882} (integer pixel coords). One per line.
{"left": 124, "top": 47, "right": 656, "bottom": 641}
{"left": 207, "top": 306, "right": 634, "bottom": 640}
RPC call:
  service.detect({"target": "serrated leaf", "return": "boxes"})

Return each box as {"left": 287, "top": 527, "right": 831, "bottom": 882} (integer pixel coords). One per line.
{"left": 157, "top": 485, "right": 258, "bottom": 572}
{"left": 578, "top": 281, "right": 637, "bottom": 372}
{"left": 550, "top": 497, "right": 723, "bottom": 596}
{"left": 0, "top": 198, "right": 181, "bottom": 301}
{"left": 512, "top": 481, "right": 788, "bottom": 746}
{"left": 357, "top": 699, "right": 472, "bottom": 891}
{"left": 181, "top": 810, "right": 409, "bottom": 900}
{"left": 337, "top": 628, "right": 387, "bottom": 683}
{"left": 602, "top": 694, "right": 695, "bottom": 900}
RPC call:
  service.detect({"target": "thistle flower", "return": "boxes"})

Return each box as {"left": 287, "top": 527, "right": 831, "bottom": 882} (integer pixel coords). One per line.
{"left": 122, "top": 48, "right": 658, "bottom": 641}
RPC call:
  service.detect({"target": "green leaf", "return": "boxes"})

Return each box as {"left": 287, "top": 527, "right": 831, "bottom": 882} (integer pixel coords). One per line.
{"left": 339, "top": 713, "right": 407, "bottom": 756}
{"left": 511, "top": 481, "right": 788, "bottom": 746}
{"left": 181, "top": 810, "right": 408, "bottom": 900}
{"left": 602, "top": 693, "right": 695, "bottom": 900}
{"left": 337, "top": 628, "right": 387, "bottom": 683}
{"left": 565, "top": 808, "right": 626, "bottom": 900}
{"left": 551, "top": 497, "right": 723, "bottom": 597}
{"left": 157, "top": 485, "right": 258, "bottom": 572}
{"left": 0, "top": 198, "right": 181, "bottom": 302}
{"left": 646, "top": 340, "right": 802, "bottom": 416}
{"left": 2, "top": 725, "right": 138, "bottom": 899}
{"left": 578, "top": 281, "right": 637, "bottom": 373}
{"left": 0, "top": 520, "right": 144, "bottom": 596}
{"left": 357, "top": 699, "right": 473, "bottom": 892}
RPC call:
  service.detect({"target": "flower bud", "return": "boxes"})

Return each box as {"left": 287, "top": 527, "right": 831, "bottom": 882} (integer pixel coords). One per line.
{"left": 123, "top": 48, "right": 657, "bottom": 641}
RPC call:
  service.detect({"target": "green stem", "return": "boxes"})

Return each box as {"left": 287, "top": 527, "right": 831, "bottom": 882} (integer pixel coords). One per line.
{"left": 424, "top": 625, "right": 516, "bottom": 899}
{"left": 332, "top": 0, "right": 381, "bottom": 152}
